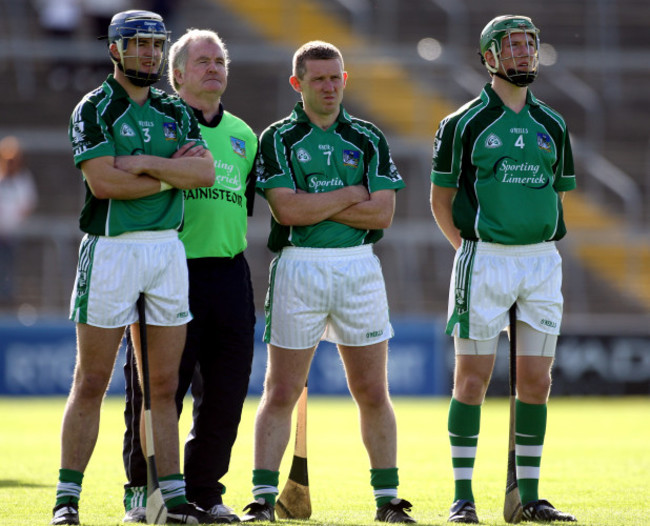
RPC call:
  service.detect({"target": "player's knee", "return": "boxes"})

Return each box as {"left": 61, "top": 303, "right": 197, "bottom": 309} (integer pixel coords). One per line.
{"left": 518, "top": 372, "right": 551, "bottom": 403}
{"left": 149, "top": 372, "right": 179, "bottom": 402}
{"left": 71, "top": 369, "right": 111, "bottom": 400}
{"left": 349, "top": 379, "right": 390, "bottom": 409}
{"left": 263, "top": 381, "right": 303, "bottom": 410}
{"left": 453, "top": 374, "right": 489, "bottom": 404}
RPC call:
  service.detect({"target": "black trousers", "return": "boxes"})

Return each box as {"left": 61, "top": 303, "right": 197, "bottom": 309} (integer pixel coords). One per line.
{"left": 122, "top": 253, "right": 256, "bottom": 508}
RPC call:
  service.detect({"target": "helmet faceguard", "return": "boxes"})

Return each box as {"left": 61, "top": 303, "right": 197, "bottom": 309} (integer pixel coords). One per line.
{"left": 479, "top": 15, "right": 540, "bottom": 87}
{"left": 105, "top": 10, "right": 170, "bottom": 87}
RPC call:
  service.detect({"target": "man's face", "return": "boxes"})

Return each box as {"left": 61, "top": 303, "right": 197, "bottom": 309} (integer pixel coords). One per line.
{"left": 176, "top": 39, "right": 228, "bottom": 98}
{"left": 498, "top": 31, "right": 537, "bottom": 76}
{"left": 121, "top": 36, "right": 164, "bottom": 75}
{"left": 292, "top": 58, "right": 347, "bottom": 117}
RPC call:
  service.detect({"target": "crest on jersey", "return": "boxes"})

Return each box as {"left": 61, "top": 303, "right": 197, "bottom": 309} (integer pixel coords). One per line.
{"left": 121, "top": 124, "right": 136, "bottom": 137}
{"left": 230, "top": 136, "right": 246, "bottom": 158}
{"left": 485, "top": 133, "right": 502, "bottom": 148}
{"left": 163, "top": 122, "right": 177, "bottom": 140}
{"left": 343, "top": 149, "right": 360, "bottom": 168}
{"left": 537, "top": 132, "right": 551, "bottom": 152}
{"left": 296, "top": 148, "right": 311, "bottom": 162}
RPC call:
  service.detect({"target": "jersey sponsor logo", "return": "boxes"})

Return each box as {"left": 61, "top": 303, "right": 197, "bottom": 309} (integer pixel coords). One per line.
{"left": 537, "top": 132, "right": 551, "bottom": 152}
{"left": 296, "top": 148, "right": 311, "bottom": 162}
{"left": 120, "top": 124, "right": 136, "bottom": 137}
{"left": 485, "top": 133, "right": 502, "bottom": 149}
{"left": 230, "top": 136, "right": 246, "bottom": 158}
{"left": 493, "top": 156, "right": 549, "bottom": 189}
{"left": 306, "top": 173, "right": 344, "bottom": 193}
{"left": 214, "top": 159, "right": 242, "bottom": 191}
{"left": 184, "top": 187, "right": 244, "bottom": 207}
{"left": 343, "top": 149, "right": 360, "bottom": 168}
{"left": 163, "top": 122, "right": 178, "bottom": 141}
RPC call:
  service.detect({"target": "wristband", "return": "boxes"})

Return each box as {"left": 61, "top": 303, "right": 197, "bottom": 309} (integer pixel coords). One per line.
{"left": 160, "top": 181, "right": 173, "bottom": 192}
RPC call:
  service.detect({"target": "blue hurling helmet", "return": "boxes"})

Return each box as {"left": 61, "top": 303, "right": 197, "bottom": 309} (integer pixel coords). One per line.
{"left": 106, "top": 10, "right": 170, "bottom": 87}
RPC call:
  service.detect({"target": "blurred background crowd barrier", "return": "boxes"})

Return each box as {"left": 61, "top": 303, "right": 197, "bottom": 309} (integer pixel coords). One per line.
{"left": 0, "top": 0, "right": 648, "bottom": 395}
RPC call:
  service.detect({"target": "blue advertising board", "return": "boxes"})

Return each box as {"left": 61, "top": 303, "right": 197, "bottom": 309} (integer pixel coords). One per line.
{"left": 0, "top": 316, "right": 449, "bottom": 397}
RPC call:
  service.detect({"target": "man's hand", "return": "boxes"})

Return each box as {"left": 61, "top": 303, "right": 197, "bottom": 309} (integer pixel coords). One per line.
{"left": 171, "top": 141, "right": 208, "bottom": 159}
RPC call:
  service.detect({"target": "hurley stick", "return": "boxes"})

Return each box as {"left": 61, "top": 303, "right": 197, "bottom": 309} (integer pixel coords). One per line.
{"left": 276, "top": 381, "right": 311, "bottom": 519}
{"left": 503, "top": 303, "right": 523, "bottom": 523}
{"left": 137, "top": 293, "right": 167, "bottom": 524}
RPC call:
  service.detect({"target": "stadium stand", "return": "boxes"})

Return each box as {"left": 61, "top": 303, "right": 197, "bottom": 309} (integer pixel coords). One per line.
{"left": 0, "top": 0, "right": 647, "bottom": 327}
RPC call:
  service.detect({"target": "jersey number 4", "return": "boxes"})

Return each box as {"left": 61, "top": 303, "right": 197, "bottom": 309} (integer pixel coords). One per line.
{"left": 514, "top": 135, "right": 525, "bottom": 149}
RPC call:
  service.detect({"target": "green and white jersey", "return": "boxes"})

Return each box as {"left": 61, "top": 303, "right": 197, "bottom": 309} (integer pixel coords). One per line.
{"left": 431, "top": 83, "right": 576, "bottom": 245}
{"left": 181, "top": 105, "right": 258, "bottom": 259}
{"left": 256, "top": 102, "right": 405, "bottom": 252}
{"left": 69, "top": 75, "right": 206, "bottom": 236}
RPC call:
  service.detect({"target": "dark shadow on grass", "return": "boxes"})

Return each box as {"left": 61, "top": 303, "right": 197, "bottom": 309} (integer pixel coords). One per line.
{"left": 0, "top": 479, "right": 53, "bottom": 488}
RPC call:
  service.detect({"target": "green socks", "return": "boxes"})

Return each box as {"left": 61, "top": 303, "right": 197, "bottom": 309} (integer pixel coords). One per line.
{"left": 55, "top": 469, "right": 83, "bottom": 506}
{"left": 515, "top": 400, "right": 547, "bottom": 505}
{"left": 252, "top": 469, "right": 280, "bottom": 506}
{"left": 371, "top": 467, "right": 399, "bottom": 507}
{"left": 448, "top": 398, "right": 481, "bottom": 503}
{"left": 160, "top": 473, "right": 188, "bottom": 509}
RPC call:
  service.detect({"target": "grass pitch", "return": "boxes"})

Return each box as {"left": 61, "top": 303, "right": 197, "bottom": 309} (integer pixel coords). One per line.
{"left": 1, "top": 396, "right": 648, "bottom": 525}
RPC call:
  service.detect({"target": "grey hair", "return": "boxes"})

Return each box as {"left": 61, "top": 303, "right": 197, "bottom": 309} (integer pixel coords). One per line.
{"left": 168, "top": 28, "right": 230, "bottom": 92}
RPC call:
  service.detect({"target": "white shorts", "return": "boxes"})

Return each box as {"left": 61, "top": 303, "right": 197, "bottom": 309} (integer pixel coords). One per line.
{"left": 69, "top": 230, "right": 191, "bottom": 328}
{"left": 447, "top": 240, "right": 563, "bottom": 340}
{"left": 263, "top": 245, "right": 394, "bottom": 349}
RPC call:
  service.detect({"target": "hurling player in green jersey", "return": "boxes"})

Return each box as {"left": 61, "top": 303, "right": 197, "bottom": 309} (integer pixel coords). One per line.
{"left": 430, "top": 15, "right": 576, "bottom": 524}
{"left": 54, "top": 10, "right": 216, "bottom": 526}
{"left": 121, "top": 29, "right": 257, "bottom": 524}
{"left": 242, "top": 41, "right": 414, "bottom": 524}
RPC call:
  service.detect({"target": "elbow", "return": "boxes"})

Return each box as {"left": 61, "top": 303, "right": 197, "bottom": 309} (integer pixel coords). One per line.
{"left": 199, "top": 165, "right": 216, "bottom": 188}
{"left": 272, "top": 210, "right": 298, "bottom": 226}
{"left": 88, "top": 181, "right": 111, "bottom": 200}
{"left": 376, "top": 211, "right": 394, "bottom": 230}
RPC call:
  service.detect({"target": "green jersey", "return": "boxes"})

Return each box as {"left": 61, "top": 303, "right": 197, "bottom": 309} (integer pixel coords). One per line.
{"left": 256, "top": 102, "right": 405, "bottom": 252}
{"left": 181, "top": 106, "right": 258, "bottom": 259}
{"left": 431, "top": 84, "right": 576, "bottom": 245}
{"left": 69, "top": 75, "right": 206, "bottom": 236}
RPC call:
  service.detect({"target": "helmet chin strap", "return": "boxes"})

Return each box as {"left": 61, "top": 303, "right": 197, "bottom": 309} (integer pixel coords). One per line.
{"left": 496, "top": 69, "right": 537, "bottom": 88}
{"left": 116, "top": 61, "right": 161, "bottom": 87}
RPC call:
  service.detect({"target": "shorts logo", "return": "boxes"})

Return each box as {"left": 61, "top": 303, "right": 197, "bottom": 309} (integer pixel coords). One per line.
{"left": 163, "top": 122, "right": 178, "bottom": 140}
{"left": 343, "top": 149, "right": 360, "bottom": 167}
{"left": 485, "top": 133, "right": 502, "bottom": 148}
{"left": 537, "top": 132, "right": 551, "bottom": 152}
{"left": 121, "top": 124, "right": 136, "bottom": 137}
{"left": 366, "top": 330, "right": 383, "bottom": 339}
{"left": 540, "top": 318, "right": 557, "bottom": 328}
{"left": 296, "top": 148, "right": 311, "bottom": 162}
{"left": 76, "top": 270, "right": 88, "bottom": 296}
{"left": 455, "top": 287, "right": 468, "bottom": 315}
{"left": 230, "top": 136, "right": 246, "bottom": 157}
{"left": 177, "top": 311, "right": 189, "bottom": 319}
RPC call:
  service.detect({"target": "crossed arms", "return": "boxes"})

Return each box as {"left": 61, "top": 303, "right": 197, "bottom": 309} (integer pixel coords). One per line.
{"left": 265, "top": 186, "right": 396, "bottom": 230}
{"left": 81, "top": 141, "right": 215, "bottom": 200}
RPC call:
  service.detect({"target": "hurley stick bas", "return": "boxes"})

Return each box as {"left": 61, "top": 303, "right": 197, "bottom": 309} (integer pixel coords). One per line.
{"left": 276, "top": 381, "right": 312, "bottom": 519}
{"left": 137, "top": 293, "right": 167, "bottom": 524}
{"left": 503, "top": 303, "right": 523, "bottom": 523}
